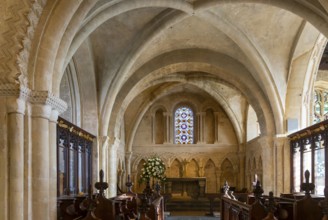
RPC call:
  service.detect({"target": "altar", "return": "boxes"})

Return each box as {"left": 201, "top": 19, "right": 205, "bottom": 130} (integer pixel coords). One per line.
{"left": 164, "top": 177, "right": 206, "bottom": 199}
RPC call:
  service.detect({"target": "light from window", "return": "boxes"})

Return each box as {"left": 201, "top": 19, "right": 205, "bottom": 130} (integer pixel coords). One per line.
{"left": 175, "top": 106, "right": 194, "bottom": 144}
{"left": 314, "top": 89, "right": 328, "bottom": 123}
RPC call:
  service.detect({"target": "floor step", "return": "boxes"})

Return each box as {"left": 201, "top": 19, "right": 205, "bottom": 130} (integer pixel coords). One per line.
{"left": 165, "top": 198, "right": 220, "bottom": 212}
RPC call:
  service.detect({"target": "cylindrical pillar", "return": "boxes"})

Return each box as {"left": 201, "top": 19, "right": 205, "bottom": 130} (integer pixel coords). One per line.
{"left": 8, "top": 97, "right": 26, "bottom": 220}
{"left": 108, "top": 138, "right": 120, "bottom": 197}
{"left": 49, "top": 110, "right": 59, "bottom": 220}
{"left": 31, "top": 104, "right": 52, "bottom": 219}
{"left": 98, "top": 136, "right": 109, "bottom": 185}
{"left": 125, "top": 151, "right": 132, "bottom": 176}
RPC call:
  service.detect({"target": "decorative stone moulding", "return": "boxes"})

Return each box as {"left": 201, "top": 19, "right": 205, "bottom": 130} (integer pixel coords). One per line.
{"left": 31, "top": 90, "right": 67, "bottom": 114}
{"left": 0, "top": 83, "right": 30, "bottom": 100}
{"left": 0, "top": 82, "right": 67, "bottom": 114}
{"left": 17, "top": 0, "right": 47, "bottom": 88}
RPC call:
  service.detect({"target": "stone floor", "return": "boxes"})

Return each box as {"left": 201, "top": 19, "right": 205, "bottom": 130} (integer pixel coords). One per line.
{"left": 165, "top": 211, "right": 220, "bottom": 220}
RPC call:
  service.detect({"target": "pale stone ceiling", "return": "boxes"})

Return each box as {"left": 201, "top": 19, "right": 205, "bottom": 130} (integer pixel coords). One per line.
{"left": 63, "top": 0, "right": 328, "bottom": 143}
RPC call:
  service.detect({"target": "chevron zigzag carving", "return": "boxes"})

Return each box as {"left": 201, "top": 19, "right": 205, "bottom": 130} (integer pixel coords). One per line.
{"left": 17, "top": 0, "right": 47, "bottom": 87}
{"left": 0, "top": 0, "right": 32, "bottom": 85}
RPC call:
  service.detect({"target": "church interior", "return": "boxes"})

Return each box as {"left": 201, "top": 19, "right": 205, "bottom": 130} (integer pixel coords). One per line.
{"left": 2, "top": 0, "right": 328, "bottom": 219}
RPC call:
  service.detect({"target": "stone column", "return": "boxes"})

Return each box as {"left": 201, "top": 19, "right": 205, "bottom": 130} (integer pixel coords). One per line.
{"left": 197, "top": 112, "right": 205, "bottom": 144}
{"left": 31, "top": 104, "right": 52, "bottom": 219}
{"left": 98, "top": 136, "right": 109, "bottom": 184}
{"left": 238, "top": 152, "right": 245, "bottom": 189}
{"left": 49, "top": 110, "right": 59, "bottom": 220}
{"left": 216, "top": 170, "right": 221, "bottom": 192}
{"left": 0, "top": 95, "right": 8, "bottom": 220}
{"left": 214, "top": 112, "right": 220, "bottom": 143}
{"left": 274, "top": 136, "right": 288, "bottom": 195}
{"left": 125, "top": 151, "right": 132, "bottom": 176}
{"left": 258, "top": 136, "right": 274, "bottom": 194}
{"left": 151, "top": 115, "right": 155, "bottom": 144}
{"left": 108, "top": 137, "right": 120, "bottom": 197}
{"left": 7, "top": 97, "right": 26, "bottom": 220}
{"left": 164, "top": 112, "right": 170, "bottom": 144}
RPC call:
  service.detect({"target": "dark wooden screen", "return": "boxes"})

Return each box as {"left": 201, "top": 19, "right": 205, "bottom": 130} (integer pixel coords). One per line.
{"left": 289, "top": 119, "right": 328, "bottom": 194}
{"left": 57, "top": 117, "right": 95, "bottom": 196}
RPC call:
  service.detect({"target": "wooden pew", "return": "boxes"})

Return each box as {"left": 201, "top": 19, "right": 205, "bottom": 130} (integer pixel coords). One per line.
{"left": 221, "top": 180, "right": 267, "bottom": 220}
{"left": 292, "top": 170, "right": 323, "bottom": 220}
{"left": 57, "top": 195, "right": 87, "bottom": 220}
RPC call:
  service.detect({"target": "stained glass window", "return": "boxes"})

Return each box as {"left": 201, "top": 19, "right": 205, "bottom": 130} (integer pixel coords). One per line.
{"left": 314, "top": 89, "right": 328, "bottom": 124}
{"left": 174, "top": 106, "right": 194, "bottom": 144}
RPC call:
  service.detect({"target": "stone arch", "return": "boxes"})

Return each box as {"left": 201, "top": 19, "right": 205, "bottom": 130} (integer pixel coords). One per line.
{"left": 186, "top": 159, "right": 199, "bottom": 177}
{"left": 168, "top": 158, "right": 182, "bottom": 178}
{"left": 112, "top": 50, "right": 275, "bottom": 151}
{"left": 220, "top": 158, "right": 236, "bottom": 188}
{"left": 204, "top": 159, "right": 217, "bottom": 193}
{"left": 252, "top": 157, "right": 257, "bottom": 171}
{"left": 135, "top": 159, "right": 147, "bottom": 193}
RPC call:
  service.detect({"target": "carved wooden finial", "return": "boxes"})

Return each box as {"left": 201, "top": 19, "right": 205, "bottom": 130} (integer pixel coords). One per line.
{"left": 126, "top": 174, "right": 133, "bottom": 193}
{"left": 223, "top": 180, "right": 231, "bottom": 198}
{"left": 300, "top": 170, "right": 315, "bottom": 196}
{"left": 263, "top": 191, "right": 278, "bottom": 220}
{"left": 253, "top": 180, "right": 264, "bottom": 200}
{"left": 95, "top": 170, "right": 108, "bottom": 196}
{"left": 267, "top": 192, "right": 276, "bottom": 213}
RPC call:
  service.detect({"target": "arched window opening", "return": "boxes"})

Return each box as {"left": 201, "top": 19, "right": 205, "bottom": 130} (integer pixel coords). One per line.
{"left": 174, "top": 106, "right": 194, "bottom": 144}
{"left": 313, "top": 89, "right": 328, "bottom": 124}
{"left": 247, "top": 105, "right": 261, "bottom": 141}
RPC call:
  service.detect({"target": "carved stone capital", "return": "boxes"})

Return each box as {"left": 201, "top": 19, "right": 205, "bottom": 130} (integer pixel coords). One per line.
{"left": 257, "top": 135, "right": 274, "bottom": 150}
{"left": 30, "top": 90, "right": 67, "bottom": 114}
{"left": 273, "top": 136, "right": 288, "bottom": 148}
{"left": 125, "top": 151, "right": 133, "bottom": 161}
{"left": 0, "top": 83, "right": 30, "bottom": 101}
{"left": 108, "top": 137, "right": 121, "bottom": 152}
{"left": 0, "top": 83, "right": 67, "bottom": 114}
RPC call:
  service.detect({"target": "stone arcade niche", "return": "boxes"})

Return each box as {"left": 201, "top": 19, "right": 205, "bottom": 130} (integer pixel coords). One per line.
{"left": 57, "top": 117, "right": 95, "bottom": 196}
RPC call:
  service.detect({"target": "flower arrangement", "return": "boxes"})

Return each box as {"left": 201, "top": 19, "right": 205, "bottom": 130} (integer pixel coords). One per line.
{"left": 139, "top": 156, "right": 166, "bottom": 183}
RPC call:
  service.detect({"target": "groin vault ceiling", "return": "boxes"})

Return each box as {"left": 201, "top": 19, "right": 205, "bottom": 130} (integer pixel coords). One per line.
{"left": 66, "top": 1, "right": 327, "bottom": 141}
